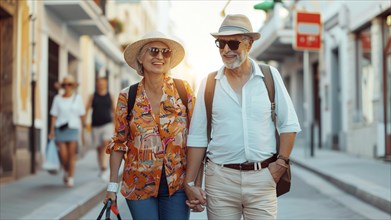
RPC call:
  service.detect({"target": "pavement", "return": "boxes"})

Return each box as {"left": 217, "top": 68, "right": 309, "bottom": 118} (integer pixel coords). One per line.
{"left": 0, "top": 145, "right": 390, "bottom": 219}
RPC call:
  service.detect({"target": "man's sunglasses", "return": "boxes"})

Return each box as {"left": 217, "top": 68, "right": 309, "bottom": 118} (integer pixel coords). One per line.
{"left": 147, "top": 47, "right": 172, "bottom": 58}
{"left": 215, "top": 40, "right": 242, "bottom": 50}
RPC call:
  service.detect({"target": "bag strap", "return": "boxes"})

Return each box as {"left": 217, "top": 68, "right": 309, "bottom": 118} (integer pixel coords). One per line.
{"left": 173, "top": 78, "right": 190, "bottom": 125}
{"left": 259, "top": 64, "right": 280, "bottom": 153}
{"left": 205, "top": 72, "right": 217, "bottom": 143}
{"left": 126, "top": 83, "right": 139, "bottom": 121}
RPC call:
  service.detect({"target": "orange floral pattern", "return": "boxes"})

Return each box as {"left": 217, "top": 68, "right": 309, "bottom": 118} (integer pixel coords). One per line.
{"left": 107, "top": 76, "right": 194, "bottom": 200}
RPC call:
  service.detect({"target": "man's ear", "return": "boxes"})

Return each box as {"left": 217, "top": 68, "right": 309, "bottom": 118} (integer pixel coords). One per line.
{"left": 247, "top": 41, "right": 253, "bottom": 51}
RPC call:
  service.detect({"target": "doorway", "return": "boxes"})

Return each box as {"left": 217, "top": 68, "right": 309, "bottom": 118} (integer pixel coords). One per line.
{"left": 0, "top": 7, "right": 15, "bottom": 179}
{"left": 47, "top": 38, "right": 59, "bottom": 130}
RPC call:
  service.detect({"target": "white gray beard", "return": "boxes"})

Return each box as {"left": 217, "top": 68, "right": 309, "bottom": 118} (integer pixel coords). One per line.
{"left": 223, "top": 52, "right": 246, "bottom": 69}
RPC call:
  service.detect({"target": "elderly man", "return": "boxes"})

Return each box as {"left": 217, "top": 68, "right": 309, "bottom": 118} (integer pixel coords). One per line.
{"left": 184, "top": 14, "right": 301, "bottom": 220}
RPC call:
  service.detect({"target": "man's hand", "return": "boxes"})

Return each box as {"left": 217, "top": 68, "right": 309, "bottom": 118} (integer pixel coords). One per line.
{"left": 186, "top": 200, "right": 205, "bottom": 212}
{"left": 184, "top": 184, "right": 207, "bottom": 212}
{"left": 267, "top": 159, "right": 288, "bottom": 183}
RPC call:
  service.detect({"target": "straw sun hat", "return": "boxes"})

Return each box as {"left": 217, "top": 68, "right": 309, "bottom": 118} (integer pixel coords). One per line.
{"left": 211, "top": 14, "right": 261, "bottom": 40}
{"left": 54, "top": 75, "right": 79, "bottom": 90}
{"left": 123, "top": 31, "right": 185, "bottom": 74}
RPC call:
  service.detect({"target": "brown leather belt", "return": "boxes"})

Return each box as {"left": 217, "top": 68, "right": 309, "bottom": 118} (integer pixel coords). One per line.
{"left": 221, "top": 155, "right": 276, "bottom": 171}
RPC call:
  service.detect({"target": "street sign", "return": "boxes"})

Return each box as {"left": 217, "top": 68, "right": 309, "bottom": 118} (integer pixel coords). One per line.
{"left": 294, "top": 11, "right": 322, "bottom": 51}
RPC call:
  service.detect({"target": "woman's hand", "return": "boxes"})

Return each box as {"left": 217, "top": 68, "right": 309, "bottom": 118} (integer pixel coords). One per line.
{"left": 48, "top": 130, "right": 55, "bottom": 140}
{"left": 103, "top": 191, "right": 117, "bottom": 205}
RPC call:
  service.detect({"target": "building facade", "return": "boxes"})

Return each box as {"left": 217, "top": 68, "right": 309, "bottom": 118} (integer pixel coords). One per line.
{"left": 250, "top": 1, "right": 391, "bottom": 159}
{"left": 0, "top": 0, "right": 132, "bottom": 182}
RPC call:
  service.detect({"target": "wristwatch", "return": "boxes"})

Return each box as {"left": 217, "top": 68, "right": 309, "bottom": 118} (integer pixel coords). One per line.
{"left": 186, "top": 181, "right": 195, "bottom": 187}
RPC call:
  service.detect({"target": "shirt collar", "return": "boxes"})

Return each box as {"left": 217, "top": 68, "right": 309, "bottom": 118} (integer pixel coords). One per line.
{"left": 215, "top": 58, "right": 264, "bottom": 80}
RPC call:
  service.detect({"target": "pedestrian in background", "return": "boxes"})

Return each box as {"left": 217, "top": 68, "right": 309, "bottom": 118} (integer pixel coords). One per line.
{"left": 103, "top": 31, "right": 198, "bottom": 220}
{"left": 85, "top": 76, "right": 115, "bottom": 178}
{"left": 184, "top": 14, "right": 301, "bottom": 219}
{"left": 48, "top": 75, "right": 85, "bottom": 188}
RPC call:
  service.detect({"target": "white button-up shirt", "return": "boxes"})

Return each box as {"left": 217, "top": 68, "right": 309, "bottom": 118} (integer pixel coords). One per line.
{"left": 187, "top": 59, "right": 301, "bottom": 164}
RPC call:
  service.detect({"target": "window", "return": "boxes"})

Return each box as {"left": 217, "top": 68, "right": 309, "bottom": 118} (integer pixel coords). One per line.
{"left": 355, "top": 26, "right": 373, "bottom": 124}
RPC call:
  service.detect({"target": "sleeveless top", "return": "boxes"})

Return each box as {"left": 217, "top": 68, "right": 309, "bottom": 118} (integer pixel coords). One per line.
{"left": 92, "top": 92, "right": 112, "bottom": 126}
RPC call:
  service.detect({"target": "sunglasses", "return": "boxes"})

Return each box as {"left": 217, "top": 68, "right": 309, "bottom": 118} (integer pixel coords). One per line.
{"left": 61, "top": 83, "right": 74, "bottom": 87}
{"left": 215, "top": 39, "right": 242, "bottom": 50}
{"left": 147, "top": 47, "right": 172, "bottom": 58}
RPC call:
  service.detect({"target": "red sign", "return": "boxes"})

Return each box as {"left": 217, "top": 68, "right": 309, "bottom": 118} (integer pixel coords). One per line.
{"left": 294, "top": 12, "right": 322, "bottom": 51}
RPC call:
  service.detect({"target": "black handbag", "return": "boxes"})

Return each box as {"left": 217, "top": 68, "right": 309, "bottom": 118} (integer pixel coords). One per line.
{"left": 97, "top": 199, "right": 121, "bottom": 220}
{"left": 58, "top": 122, "right": 69, "bottom": 131}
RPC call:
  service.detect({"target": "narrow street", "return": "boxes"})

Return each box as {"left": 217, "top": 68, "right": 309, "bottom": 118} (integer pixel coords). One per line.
{"left": 81, "top": 165, "right": 389, "bottom": 220}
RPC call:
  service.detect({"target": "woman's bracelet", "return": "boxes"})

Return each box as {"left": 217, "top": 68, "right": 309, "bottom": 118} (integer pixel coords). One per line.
{"left": 107, "top": 182, "right": 119, "bottom": 193}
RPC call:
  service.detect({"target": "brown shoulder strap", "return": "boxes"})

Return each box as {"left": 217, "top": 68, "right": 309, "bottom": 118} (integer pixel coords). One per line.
{"left": 173, "top": 78, "right": 188, "bottom": 108}
{"left": 259, "top": 64, "right": 276, "bottom": 122}
{"left": 205, "top": 72, "right": 217, "bottom": 143}
{"left": 259, "top": 64, "right": 280, "bottom": 152}
{"left": 173, "top": 78, "right": 189, "bottom": 125}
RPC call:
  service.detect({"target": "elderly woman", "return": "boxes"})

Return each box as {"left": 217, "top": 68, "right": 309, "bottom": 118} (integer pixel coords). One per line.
{"left": 48, "top": 75, "right": 85, "bottom": 187}
{"left": 104, "top": 32, "right": 197, "bottom": 220}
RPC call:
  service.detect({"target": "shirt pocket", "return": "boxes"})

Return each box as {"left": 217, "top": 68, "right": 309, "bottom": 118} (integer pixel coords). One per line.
{"left": 249, "top": 93, "right": 271, "bottom": 121}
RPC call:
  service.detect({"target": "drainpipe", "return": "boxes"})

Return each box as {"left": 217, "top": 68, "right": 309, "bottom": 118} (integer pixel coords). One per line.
{"left": 30, "top": 2, "right": 37, "bottom": 174}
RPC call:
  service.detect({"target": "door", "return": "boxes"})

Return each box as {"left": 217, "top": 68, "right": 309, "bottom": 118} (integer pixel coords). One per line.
{"left": 0, "top": 8, "right": 15, "bottom": 178}
{"left": 47, "top": 39, "right": 59, "bottom": 130}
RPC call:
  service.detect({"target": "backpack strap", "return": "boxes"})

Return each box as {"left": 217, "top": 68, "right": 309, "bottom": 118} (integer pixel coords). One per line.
{"left": 126, "top": 79, "right": 189, "bottom": 122}
{"left": 173, "top": 78, "right": 190, "bottom": 125}
{"left": 205, "top": 72, "right": 217, "bottom": 143}
{"left": 259, "top": 64, "right": 280, "bottom": 152}
{"left": 126, "top": 83, "right": 139, "bottom": 121}
{"left": 259, "top": 64, "right": 276, "bottom": 122}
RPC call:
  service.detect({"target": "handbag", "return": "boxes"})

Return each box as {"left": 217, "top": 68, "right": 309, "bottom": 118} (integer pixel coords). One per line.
{"left": 97, "top": 199, "right": 122, "bottom": 220}
{"left": 259, "top": 64, "right": 291, "bottom": 197}
{"left": 42, "top": 139, "right": 60, "bottom": 174}
{"left": 204, "top": 65, "right": 292, "bottom": 197}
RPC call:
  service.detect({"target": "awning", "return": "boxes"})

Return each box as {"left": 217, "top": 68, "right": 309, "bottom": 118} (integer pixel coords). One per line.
{"left": 44, "top": 1, "right": 112, "bottom": 36}
{"left": 250, "top": 4, "right": 297, "bottom": 62}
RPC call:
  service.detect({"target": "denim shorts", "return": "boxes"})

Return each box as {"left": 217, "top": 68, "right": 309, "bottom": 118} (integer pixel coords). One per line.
{"left": 55, "top": 128, "right": 79, "bottom": 142}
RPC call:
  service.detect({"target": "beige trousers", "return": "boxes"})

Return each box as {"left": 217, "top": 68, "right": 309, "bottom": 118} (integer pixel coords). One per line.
{"left": 205, "top": 160, "right": 277, "bottom": 220}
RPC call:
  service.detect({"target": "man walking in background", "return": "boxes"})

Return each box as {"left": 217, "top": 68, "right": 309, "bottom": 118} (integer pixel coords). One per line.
{"left": 85, "top": 77, "right": 115, "bottom": 178}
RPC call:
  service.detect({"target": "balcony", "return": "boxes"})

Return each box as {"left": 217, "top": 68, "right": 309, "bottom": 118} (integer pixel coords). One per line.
{"left": 44, "top": 0, "right": 112, "bottom": 36}
{"left": 250, "top": 3, "right": 296, "bottom": 62}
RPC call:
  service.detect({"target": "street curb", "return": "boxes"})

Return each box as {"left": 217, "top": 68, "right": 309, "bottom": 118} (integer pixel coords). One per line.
{"left": 59, "top": 185, "right": 106, "bottom": 219}
{"left": 291, "top": 159, "right": 391, "bottom": 214}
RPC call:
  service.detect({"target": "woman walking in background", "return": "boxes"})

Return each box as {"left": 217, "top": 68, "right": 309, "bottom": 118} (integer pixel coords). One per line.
{"left": 48, "top": 75, "right": 85, "bottom": 187}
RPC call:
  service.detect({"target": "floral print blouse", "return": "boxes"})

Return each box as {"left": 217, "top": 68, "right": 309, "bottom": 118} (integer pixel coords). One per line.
{"left": 107, "top": 76, "right": 195, "bottom": 200}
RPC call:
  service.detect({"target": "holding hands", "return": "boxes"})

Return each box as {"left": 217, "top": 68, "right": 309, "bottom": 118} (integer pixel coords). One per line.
{"left": 184, "top": 183, "right": 207, "bottom": 212}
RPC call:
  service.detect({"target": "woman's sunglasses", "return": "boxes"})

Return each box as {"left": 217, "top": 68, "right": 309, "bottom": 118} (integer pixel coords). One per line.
{"left": 61, "top": 83, "right": 74, "bottom": 87}
{"left": 215, "top": 40, "right": 242, "bottom": 50}
{"left": 147, "top": 47, "right": 172, "bottom": 58}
